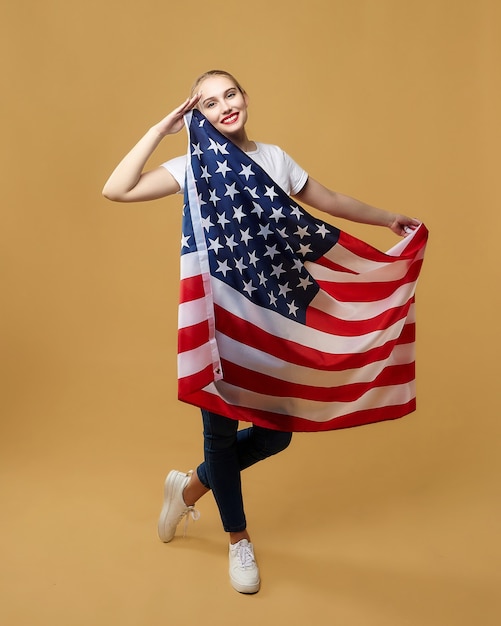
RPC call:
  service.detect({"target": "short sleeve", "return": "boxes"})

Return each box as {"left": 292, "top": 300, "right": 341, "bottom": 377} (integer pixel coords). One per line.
{"left": 161, "top": 155, "right": 187, "bottom": 193}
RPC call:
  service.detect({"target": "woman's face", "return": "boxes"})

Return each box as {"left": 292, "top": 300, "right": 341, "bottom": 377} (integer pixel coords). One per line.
{"left": 197, "top": 75, "right": 249, "bottom": 138}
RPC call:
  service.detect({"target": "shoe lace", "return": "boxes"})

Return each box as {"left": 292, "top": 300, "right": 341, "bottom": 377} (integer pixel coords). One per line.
{"left": 235, "top": 542, "right": 256, "bottom": 569}
{"left": 181, "top": 505, "right": 200, "bottom": 538}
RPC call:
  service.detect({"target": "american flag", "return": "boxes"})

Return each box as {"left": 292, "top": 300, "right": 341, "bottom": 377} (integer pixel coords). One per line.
{"left": 177, "top": 109, "right": 428, "bottom": 432}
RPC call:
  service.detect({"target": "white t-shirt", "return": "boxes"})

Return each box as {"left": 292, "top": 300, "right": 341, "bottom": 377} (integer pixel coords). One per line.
{"left": 161, "top": 142, "right": 308, "bottom": 197}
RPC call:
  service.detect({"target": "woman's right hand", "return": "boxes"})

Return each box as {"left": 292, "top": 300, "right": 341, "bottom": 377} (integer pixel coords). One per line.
{"left": 153, "top": 93, "right": 202, "bottom": 137}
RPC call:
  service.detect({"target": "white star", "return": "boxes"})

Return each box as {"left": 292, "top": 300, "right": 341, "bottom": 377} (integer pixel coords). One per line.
{"left": 208, "top": 138, "right": 219, "bottom": 153}
{"left": 268, "top": 291, "right": 278, "bottom": 306}
{"left": 290, "top": 205, "right": 303, "bottom": 220}
{"left": 248, "top": 250, "right": 259, "bottom": 267}
{"left": 233, "top": 205, "right": 246, "bottom": 223}
{"left": 209, "top": 189, "right": 220, "bottom": 206}
{"left": 287, "top": 301, "right": 299, "bottom": 316}
{"left": 298, "top": 243, "right": 313, "bottom": 256}
{"left": 198, "top": 193, "right": 206, "bottom": 206}
{"left": 316, "top": 223, "right": 330, "bottom": 238}
{"left": 224, "top": 182, "right": 239, "bottom": 200}
{"left": 240, "top": 228, "right": 252, "bottom": 245}
{"left": 216, "top": 259, "right": 231, "bottom": 276}
{"left": 294, "top": 225, "right": 310, "bottom": 239}
{"left": 201, "top": 166, "right": 211, "bottom": 182}
{"left": 264, "top": 244, "right": 280, "bottom": 259}
{"left": 217, "top": 141, "right": 229, "bottom": 155}
{"left": 239, "top": 163, "right": 255, "bottom": 180}
{"left": 191, "top": 143, "right": 203, "bottom": 158}
{"left": 217, "top": 212, "right": 230, "bottom": 228}
{"left": 251, "top": 202, "right": 264, "bottom": 217}
{"left": 257, "top": 223, "right": 273, "bottom": 239}
{"left": 264, "top": 185, "right": 278, "bottom": 201}
{"left": 271, "top": 263, "right": 286, "bottom": 279}
{"left": 215, "top": 160, "right": 231, "bottom": 177}
{"left": 244, "top": 186, "right": 259, "bottom": 198}
{"left": 292, "top": 258, "right": 303, "bottom": 272}
{"left": 298, "top": 276, "right": 313, "bottom": 290}
{"left": 225, "top": 234, "right": 238, "bottom": 251}
{"left": 201, "top": 215, "right": 214, "bottom": 231}
{"left": 276, "top": 227, "right": 289, "bottom": 238}
{"left": 181, "top": 234, "right": 191, "bottom": 248}
{"left": 270, "top": 207, "right": 285, "bottom": 222}
{"left": 235, "top": 257, "right": 247, "bottom": 273}
{"left": 198, "top": 118, "right": 205, "bottom": 127}
{"left": 258, "top": 271, "right": 268, "bottom": 286}
{"left": 208, "top": 237, "right": 224, "bottom": 253}
{"left": 278, "top": 282, "right": 292, "bottom": 297}
{"left": 243, "top": 280, "right": 257, "bottom": 296}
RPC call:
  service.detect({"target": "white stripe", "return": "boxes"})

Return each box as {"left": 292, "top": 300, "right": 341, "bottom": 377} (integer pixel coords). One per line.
{"left": 202, "top": 381, "right": 415, "bottom": 422}
{"left": 216, "top": 333, "right": 415, "bottom": 387}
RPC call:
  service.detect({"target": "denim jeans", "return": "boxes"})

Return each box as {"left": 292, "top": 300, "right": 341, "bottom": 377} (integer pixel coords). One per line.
{"left": 196, "top": 409, "right": 292, "bottom": 533}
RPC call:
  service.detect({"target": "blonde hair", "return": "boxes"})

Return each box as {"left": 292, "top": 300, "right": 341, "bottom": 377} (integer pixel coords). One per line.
{"left": 190, "top": 70, "right": 246, "bottom": 97}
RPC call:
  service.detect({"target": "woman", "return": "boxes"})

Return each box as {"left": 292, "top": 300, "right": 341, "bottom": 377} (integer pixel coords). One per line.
{"left": 103, "top": 70, "right": 420, "bottom": 594}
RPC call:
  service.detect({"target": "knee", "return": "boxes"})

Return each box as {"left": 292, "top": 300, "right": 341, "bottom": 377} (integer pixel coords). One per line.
{"left": 273, "top": 431, "right": 293, "bottom": 454}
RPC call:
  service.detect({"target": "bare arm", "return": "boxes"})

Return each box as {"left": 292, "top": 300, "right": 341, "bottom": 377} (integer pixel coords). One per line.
{"left": 294, "top": 177, "right": 420, "bottom": 236}
{"left": 102, "top": 94, "right": 201, "bottom": 202}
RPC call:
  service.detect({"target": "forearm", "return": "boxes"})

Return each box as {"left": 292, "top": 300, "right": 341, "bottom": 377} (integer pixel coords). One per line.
{"left": 102, "top": 126, "right": 164, "bottom": 200}
{"left": 327, "top": 192, "right": 395, "bottom": 227}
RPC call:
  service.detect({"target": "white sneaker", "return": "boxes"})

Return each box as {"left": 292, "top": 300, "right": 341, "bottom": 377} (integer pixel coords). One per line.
{"left": 228, "top": 539, "right": 261, "bottom": 594}
{"left": 157, "top": 470, "right": 200, "bottom": 542}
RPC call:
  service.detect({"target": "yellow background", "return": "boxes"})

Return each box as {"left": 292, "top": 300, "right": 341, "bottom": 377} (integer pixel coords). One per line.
{"left": 2, "top": 1, "right": 500, "bottom": 624}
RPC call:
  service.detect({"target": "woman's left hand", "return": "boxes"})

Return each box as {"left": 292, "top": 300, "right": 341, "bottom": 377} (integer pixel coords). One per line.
{"left": 389, "top": 215, "right": 421, "bottom": 237}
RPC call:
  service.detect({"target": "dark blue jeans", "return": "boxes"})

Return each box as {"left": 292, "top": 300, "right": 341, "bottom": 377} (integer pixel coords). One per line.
{"left": 196, "top": 409, "right": 292, "bottom": 533}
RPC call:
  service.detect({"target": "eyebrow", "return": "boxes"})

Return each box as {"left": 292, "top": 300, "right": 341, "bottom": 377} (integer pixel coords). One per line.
{"left": 202, "top": 87, "right": 236, "bottom": 105}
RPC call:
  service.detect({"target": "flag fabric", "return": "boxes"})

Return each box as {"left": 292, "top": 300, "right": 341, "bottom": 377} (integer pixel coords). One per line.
{"left": 177, "top": 109, "right": 428, "bottom": 432}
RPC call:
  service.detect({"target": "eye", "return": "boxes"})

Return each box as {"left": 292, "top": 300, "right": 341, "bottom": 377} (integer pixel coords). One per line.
{"left": 227, "top": 91, "right": 236, "bottom": 98}
{"left": 206, "top": 101, "right": 215, "bottom": 108}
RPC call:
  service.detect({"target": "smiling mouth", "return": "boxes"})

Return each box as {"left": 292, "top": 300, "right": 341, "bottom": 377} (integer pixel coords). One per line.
{"left": 221, "top": 112, "right": 239, "bottom": 125}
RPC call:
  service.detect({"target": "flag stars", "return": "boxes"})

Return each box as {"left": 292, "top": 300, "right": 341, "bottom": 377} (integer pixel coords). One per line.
{"left": 268, "top": 291, "right": 278, "bottom": 307}
{"left": 239, "top": 163, "right": 255, "bottom": 180}
{"left": 225, "top": 234, "right": 238, "bottom": 251}
{"left": 216, "top": 160, "right": 231, "bottom": 177}
{"left": 242, "top": 280, "right": 257, "bottom": 296}
{"left": 201, "top": 215, "right": 214, "bottom": 231}
{"left": 264, "top": 243, "right": 280, "bottom": 260}
{"left": 298, "top": 242, "right": 313, "bottom": 256}
{"left": 235, "top": 257, "right": 247, "bottom": 273}
{"left": 294, "top": 225, "right": 310, "bottom": 239}
{"left": 209, "top": 189, "right": 220, "bottom": 206}
{"left": 217, "top": 211, "right": 230, "bottom": 228}
{"left": 233, "top": 205, "right": 246, "bottom": 223}
{"left": 258, "top": 271, "right": 268, "bottom": 286}
{"left": 248, "top": 250, "right": 259, "bottom": 267}
{"left": 191, "top": 143, "right": 203, "bottom": 158}
{"left": 181, "top": 234, "right": 191, "bottom": 248}
{"left": 287, "top": 301, "right": 299, "bottom": 316}
{"left": 290, "top": 205, "right": 303, "bottom": 220}
{"left": 278, "top": 282, "right": 292, "bottom": 298}
{"left": 271, "top": 263, "right": 286, "bottom": 279}
{"left": 298, "top": 275, "right": 313, "bottom": 290}
{"left": 270, "top": 207, "right": 285, "bottom": 222}
{"left": 208, "top": 237, "right": 224, "bottom": 253}
{"left": 316, "top": 223, "right": 330, "bottom": 238}
{"left": 257, "top": 223, "right": 273, "bottom": 239}
{"left": 201, "top": 166, "right": 211, "bottom": 182}
{"left": 224, "top": 182, "right": 239, "bottom": 200}
{"left": 240, "top": 228, "right": 253, "bottom": 245}
{"left": 264, "top": 185, "right": 278, "bottom": 201}
{"left": 215, "top": 259, "right": 231, "bottom": 276}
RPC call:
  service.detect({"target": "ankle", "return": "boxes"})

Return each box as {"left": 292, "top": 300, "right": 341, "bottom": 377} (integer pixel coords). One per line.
{"left": 230, "top": 530, "right": 251, "bottom": 545}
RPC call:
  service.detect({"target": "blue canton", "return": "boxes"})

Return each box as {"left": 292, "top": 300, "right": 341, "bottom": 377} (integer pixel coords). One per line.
{"left": 181, "top": 109, "right": 340, "bottom": 324}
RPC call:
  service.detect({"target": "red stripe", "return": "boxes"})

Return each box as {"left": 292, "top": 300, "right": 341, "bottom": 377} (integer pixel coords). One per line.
{"left": 179, "top": 274, "right": 205, "bottom": 304}
{"left": 179, "top": 388, "right": 416, "bottom": 432}
{"left": 316, "top": 259, "right": 423, "bottom": 302}
{"left": 178, "top": 320, "right": 210, "bottom": 352}
{"left": 178, "top": 364, "right": 215, "bottom": 398}
{"left": 215, "top": 304, "right": 414, "bottom": 370}
{"left": 218, "top": 359, "right": 415, "bottom": 403}
{"left": 306, "top": 301, "right": 411, "bottom": 335}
